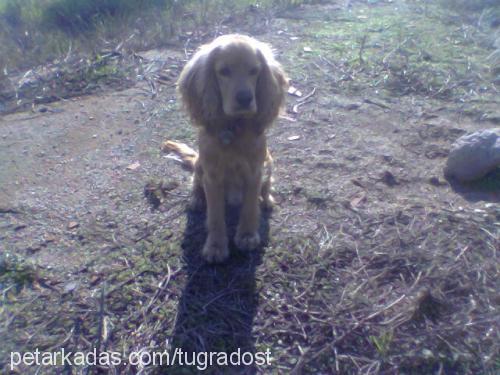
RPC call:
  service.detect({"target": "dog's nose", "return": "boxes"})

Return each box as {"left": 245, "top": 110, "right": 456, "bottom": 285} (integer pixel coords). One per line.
{"left": 235, "top": 90, "right": 253, "bottom": 108}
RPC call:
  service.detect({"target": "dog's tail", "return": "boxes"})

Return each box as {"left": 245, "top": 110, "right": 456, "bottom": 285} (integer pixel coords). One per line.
{"left": 162, "top": 140, "right": 198, "bottom": 171}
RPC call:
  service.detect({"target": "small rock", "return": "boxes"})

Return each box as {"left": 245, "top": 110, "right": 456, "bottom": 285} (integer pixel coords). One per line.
{"left": 351, "top": 178, "right": 365, "bottom": 188}
{"left": 44, "top": 234, "right": 56, "bottom": 243}
{"left": 68, "top": 221, "right": 79, "bottom": 229}
{"left": 429, "top": 177, "right": 444, "bottom": 186}
{"left": 444, "top": 128, "right": 500, "bottom": 182}
{"left": 14, "top": 223, "right": 27, "bottom": 231}
{"left": 64, "top": 282, "right": 78, "bottom": 294}
{"left": 334, "top": 96, "right": 363, "bottom": 110}
{"left": 345, "top": 103, "right": 361, "bottom": 110}
{"left": 126, "top": 162, "right": 141, "bottom": 170}
{"left": 26, "top": 244, "right": 42, "bottom": 254}
{"left": 382, "top": 154, "right": 394, "bottom": 163}
{"left": 382, "top": 170, "right": 398, "bottom": 186}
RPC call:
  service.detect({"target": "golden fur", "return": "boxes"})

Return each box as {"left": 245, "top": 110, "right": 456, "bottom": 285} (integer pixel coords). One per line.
{"left": 175, "top": 34, "right": 288, "bottom": 263}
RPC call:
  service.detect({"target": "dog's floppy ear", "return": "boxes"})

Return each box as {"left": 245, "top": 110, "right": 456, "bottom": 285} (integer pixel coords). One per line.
{"left": 255, "top": 46, "right": 288, "bottom": 133}
{"left": 177, "top": 46, "right": 222, "bottom": 128}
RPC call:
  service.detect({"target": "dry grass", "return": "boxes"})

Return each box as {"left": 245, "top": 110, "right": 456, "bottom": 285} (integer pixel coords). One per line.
{"left": 262, "top": 205, "right": 498, "bottom": 374}
{"left": 2, "top": 204, "right": 497, "bottom": 373}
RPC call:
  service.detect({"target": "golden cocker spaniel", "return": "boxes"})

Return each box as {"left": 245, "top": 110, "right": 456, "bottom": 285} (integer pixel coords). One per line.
{"left": 174, "top": 34, "right": 288, "bottom": 263}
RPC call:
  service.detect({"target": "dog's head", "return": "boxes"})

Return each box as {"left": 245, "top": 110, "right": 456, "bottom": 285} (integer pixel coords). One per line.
{"left": 213, "top": 37, "right": 261, "bottom": 118}
{"left": 178, "top": 34, "right": 288, "bottom": 132}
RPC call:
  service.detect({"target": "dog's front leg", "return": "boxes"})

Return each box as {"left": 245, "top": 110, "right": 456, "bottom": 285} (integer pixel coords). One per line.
{"left": 202, "top": 171, "right": 229, "bottom": 263}
{"left": 235, "top": 167, "right": 262, "bottom": 251}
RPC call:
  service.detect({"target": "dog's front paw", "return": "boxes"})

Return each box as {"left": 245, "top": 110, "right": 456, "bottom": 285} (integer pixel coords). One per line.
{"left": 202, "top": 236, "right": 229, "bottom": 263}
{"left": 235, "top": 231, "right": 261, "bottom": 251}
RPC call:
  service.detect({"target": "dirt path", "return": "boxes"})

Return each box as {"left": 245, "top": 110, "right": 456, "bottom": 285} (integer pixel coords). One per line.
{"left": 1, "top": 85, "right": 178, "bottom": 269}
{"left": 1, "top": 72, "right": 493, "bottom": 272}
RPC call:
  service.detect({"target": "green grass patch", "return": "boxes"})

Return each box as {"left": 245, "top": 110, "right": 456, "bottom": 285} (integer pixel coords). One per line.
{"left": 0, "top": 252, "right": 39, "bottom": 293}
{"left": 286, "top": 2, "right": 497, "bottom": 99}
{"left": 0, "top": 0, "right": 310, "bottom": 71}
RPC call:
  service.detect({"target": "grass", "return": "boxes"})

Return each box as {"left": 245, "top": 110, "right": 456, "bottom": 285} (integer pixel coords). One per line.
{"left": 0, "top": 0, "right": 179, "bottom": 70}
{"left": 0, "top": 0, "right": 308, "bottom": 112}
{"left": 0, "top": 252, "right": 39, "bottom": 292}
{"left": 285, "top": 1, "right": 497, "bottom": 100}
{"left": 0, "top": 0, "right": 307, "bottom": 71}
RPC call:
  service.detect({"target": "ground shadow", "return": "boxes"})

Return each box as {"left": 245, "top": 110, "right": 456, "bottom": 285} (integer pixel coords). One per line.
{"left": 447, "top": 168, "right": 500, "bottom": 203}
{"left": 165, "top": 205, "right": 270, "bottom": 374}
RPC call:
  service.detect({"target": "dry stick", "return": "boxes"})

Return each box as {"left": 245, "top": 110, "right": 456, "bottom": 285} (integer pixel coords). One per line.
{"left": 455, "top": 245, "right": 470, "bottom": 261}
{"left": 292, "top": 98, "right": 314, "bottom": 114}
{"left": 359, "top": 35, "right": 367, "bottom": 65}
{"left": 291, "top": 294, "right": 407, "bottom": 375}
{"left": 95, "top": 283, "right": 106, "bottom": 356}
{"left": 312, "top": 61, "right": 329, "bottom": 75}
{"left": 294, "top": 269, "right": 317, "bottom": 300}
{"left": 363, "top": 98, "right": 391, "bottom": 110}
{"left": 296, "top": 87, "right": 317, "bottom": 103}
{"left": 184, "top": 38, "right": 192, "bottom": 60}
{"left": 143, "top": 264, "right": 173, "bottom": 315}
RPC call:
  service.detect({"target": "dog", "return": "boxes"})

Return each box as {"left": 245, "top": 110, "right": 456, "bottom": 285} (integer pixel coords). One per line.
{"left": 169, "top": 34, "right": 288, "bottom": 263}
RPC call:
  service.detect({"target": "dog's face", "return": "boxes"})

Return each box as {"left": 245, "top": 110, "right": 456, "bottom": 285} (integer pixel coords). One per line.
{"left": 213, "top": 42, "right": 261, "bottom": 118}
{"left": 177, "top": 34, "right": 288, "bottom": 131}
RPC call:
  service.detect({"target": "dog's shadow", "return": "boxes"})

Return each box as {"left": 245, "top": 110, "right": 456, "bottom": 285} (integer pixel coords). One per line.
{"left": 167, "top": 206, "right": 270, "bottom": 374}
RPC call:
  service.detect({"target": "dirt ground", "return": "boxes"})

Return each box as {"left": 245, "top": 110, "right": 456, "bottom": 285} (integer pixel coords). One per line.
{"left": 1, "top": 1, "right": 498, "bottom": 374}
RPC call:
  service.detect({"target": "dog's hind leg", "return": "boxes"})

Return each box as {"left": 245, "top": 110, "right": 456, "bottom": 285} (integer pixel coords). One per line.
{"left": 260, "top": 150, "right": 275, "bottom": 210}
{"left": 189, "top": 159, "right": 206, "bottom": 211}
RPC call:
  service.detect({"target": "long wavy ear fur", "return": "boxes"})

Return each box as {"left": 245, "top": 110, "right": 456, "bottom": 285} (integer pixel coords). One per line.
{"left": 255, "top": 45, "right": 288, "bottom": 134}
{"left": 177, "top": 46, "right": 222, "bottom": 128}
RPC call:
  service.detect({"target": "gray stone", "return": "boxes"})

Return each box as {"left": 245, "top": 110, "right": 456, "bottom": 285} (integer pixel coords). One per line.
{"left": 444, "top": 128, "right": 500, "bottom": 182}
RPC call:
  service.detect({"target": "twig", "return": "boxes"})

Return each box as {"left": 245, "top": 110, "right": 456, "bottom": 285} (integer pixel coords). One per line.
{"left": 143, "top": 264, "right": 174, "bottom": 315}
{"left": 359, "top": 35, "right": 367, "bottom": 65}
{"left": 292, "top": 98, "right": 313, "bottom": 114}
{"left": 95, "top": 284, "right": 106, "bottom": 354}
{"left": 296, "top": 87, "right": 316, "bottom": 103}
{"left": 455, "top": 245, "right": 470, "bottom": 261}
{"left": 184, "top": 38, "right": 192, "bottom": 60}
{"left": 364, "top": 98, "right": 391, "bottom": 110}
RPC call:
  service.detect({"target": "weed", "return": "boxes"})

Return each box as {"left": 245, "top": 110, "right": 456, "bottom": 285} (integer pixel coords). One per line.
{"left": 0, "top": 252, "right": 38, "bottom": 292}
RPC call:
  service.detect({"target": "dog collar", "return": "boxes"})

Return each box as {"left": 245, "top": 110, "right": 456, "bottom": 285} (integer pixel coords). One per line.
{"left": 219, "top": 129, "right": 235, "bottom": 145}
{"left": 218, "top": 120, "right": 246, "bottom": 145}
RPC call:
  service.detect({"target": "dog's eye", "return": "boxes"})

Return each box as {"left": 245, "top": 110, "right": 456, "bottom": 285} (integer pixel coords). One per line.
{"left": 249, "top": 67, "right": 259, "bottom": 76}
{"left": 218, "top": 67, "right": 231, "bottom": 77}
